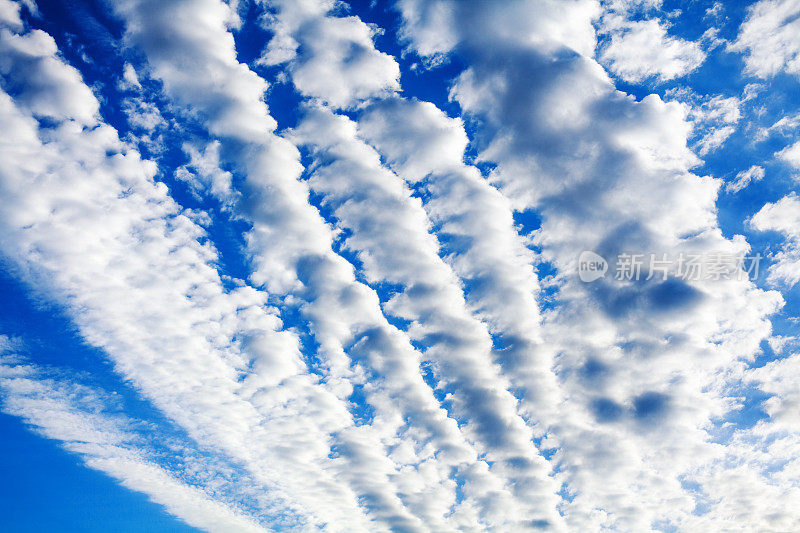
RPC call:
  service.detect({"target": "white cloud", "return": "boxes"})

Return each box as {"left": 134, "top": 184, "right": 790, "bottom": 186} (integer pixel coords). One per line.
{"left": 694, "top": 124, "right": 736, "bottom": 155}
{"left": 290, "top": 104, "right": 563, "bottom": 528}
{"left": 731, "top": 0, "right": 800, "bottom": 79}
{"left": 683, "top": 351, "right": 800, "bottom": 531}
{"left": 357, "top": 97, "right": 562, "bottom": 438}
{"left": 122, "top": 97, "right": 164, "bottom": 130}
{"left": 751, "top": 193, "right": 800, "bottom": 286}
{"left": 599, "top": 15, "right": 706, "bottom": 83}
{"left": 358, "top": 99, "right": 469, "bottom": 182}
{"left": 767, "top": 334, "right": 799, "bottom": 353}
{"left": 0, "top": 83, "right": 358, "bottom": 527}
{"left": 400, "top": 2, "right": 783, "bottom": 530}
{"left": 0, "top": 27, "right": 98, "bottom": 124}
{"left": 114, "top": 0, "right": 274, "bottom": 143}
{"left": 0, "top": 15, "right": 390, "bottom": 530}
{"left": 726, "top": 165, "right": 765, "bottom": 193}
{"left": 776, "top": 140, "right": 800, "bottom": 168}
{"left": 174, "top": 141, "right": 234, "bottom": 202}
{"left": 757, "top": 112, "right": 800, "bottom": 141}
{"left": 665, "top": 91, "right": 742, "bottom": 155}
{"left": 258, "top": 0, "right": 399, "bottom": 109}
{"left": 705, "top": 1, "right": 724, "bottom": 20}
{"left": 0, "top": 355, "right": 269, "bottom": 533}
{"left": 110, "top": 0, "right": 521, "bottom": 528}
{"left": 119, "top": 62, "right": 142, "bottom": 90}
{"left": 691, "top": 94, "right": 742, "bottom": 124}
{"left": 0, "top": 0, "right": 23, "bottom": 30}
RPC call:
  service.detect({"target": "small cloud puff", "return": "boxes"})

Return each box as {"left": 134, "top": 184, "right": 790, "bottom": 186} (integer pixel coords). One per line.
{"left": 599, "top": 15, "right": 706, "bottom": 83}
{"left": 731, "top": 0, "right": 800, "bottom": 79}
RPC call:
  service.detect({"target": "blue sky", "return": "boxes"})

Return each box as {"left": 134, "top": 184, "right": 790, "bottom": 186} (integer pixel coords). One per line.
{"left": 1, "top": 0, "right": 800, "bottom": 531}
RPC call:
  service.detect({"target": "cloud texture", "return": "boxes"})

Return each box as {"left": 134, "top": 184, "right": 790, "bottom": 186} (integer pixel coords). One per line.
{"left": 1, "top": 0, "right": 800, "bottom": 531}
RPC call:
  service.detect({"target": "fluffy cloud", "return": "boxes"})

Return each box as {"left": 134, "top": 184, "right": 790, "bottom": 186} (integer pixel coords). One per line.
{"left": 0, "top": 0, "right": 23, "bottom": 30}
{"left": 0, "top": 25, "right": 98, "bottom": 124}
{"left": 599, "top": 15, "right": 706, "bottom": 83}
{"left": 0, "top": 13, "right": 384, "bottom": 530}
{"left": 759, "top": 112, "right": 800, "bottom": 141}
{"left": 399, "top": 1, "right": 783, "bottom": 529}
{"left": 258, "top": 0, "right": 399, "bottom": 108}
{"left": 751, "top": 193, "right": 800, "bottom": 286}
{"left": 777, "top": 140, "right": 800, "bottom": 169}
{"left": 110, "top": 0, "right": 511, "bottom": 528}
{"left": 667, "top": 92, "right": 743, "bottom": 155}
{"left": 396, "top": 0, "right": 599, "bottom": 59}
{"left": 731, "top": 0, "right": 800, "bottom": 79}
{"left": 290, "top": 104, "right": 563, "bottom": 528}
{"left": 174, "top": 141, "right": 234, "bottom": 202}
{"left": 357, "top": 97, "right": 562, "bottom": 441}
{"left": 114, "top": 0, "right": 275, "bottom": 142}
